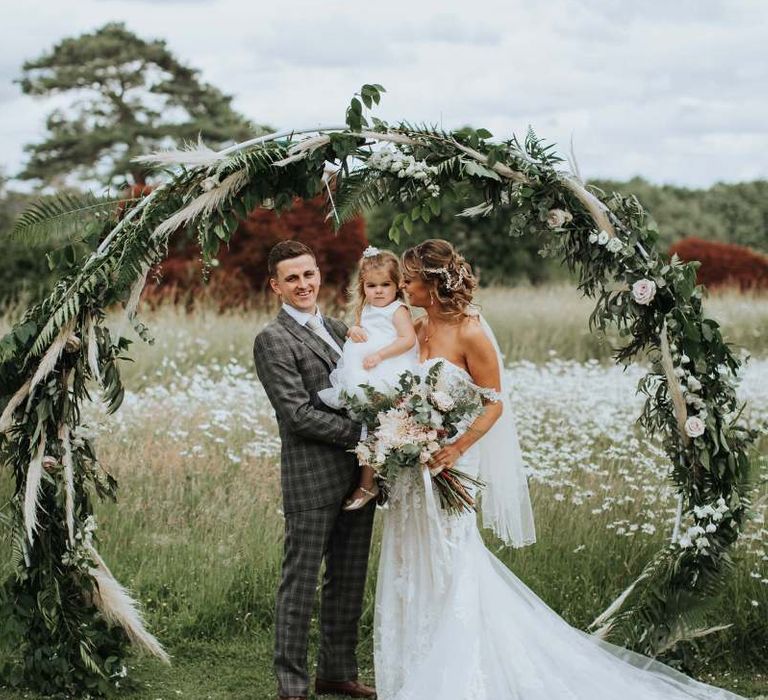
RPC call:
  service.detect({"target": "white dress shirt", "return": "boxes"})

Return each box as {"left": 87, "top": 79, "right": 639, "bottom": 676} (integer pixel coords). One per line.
{"left": 281, "top": 303, "right": 344, "bottom": 355}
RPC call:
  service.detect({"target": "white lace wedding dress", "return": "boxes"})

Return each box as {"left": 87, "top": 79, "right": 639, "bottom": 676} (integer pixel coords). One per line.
{"left": 373, "top": 357, "right": 745, "bottom": 700}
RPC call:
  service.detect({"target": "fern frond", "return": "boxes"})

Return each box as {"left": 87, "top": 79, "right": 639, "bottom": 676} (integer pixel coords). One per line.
{"left": 11, "top": 192, "right": 137, "bottom": 247}
{"left": 218, "top": 144, "right": 285, "bottom": 177}
{"left": 394, "top": 122, "right": 453, "bottom": 141}
{"left": 10, "top": 521, "right": 28, "bottom": 570}
{"left": 333, "top": 170, "right": 388, "bottom": 226}
{"left": 435, "top": 155, "right": 463, "bottom": 178}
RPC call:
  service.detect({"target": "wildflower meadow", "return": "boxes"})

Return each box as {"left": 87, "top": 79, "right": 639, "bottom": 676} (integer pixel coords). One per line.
{"left": 1, "top": 287, "right": 766, "bottom": 699}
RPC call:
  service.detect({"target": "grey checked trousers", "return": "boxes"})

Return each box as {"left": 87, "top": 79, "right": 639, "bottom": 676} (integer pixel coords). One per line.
{"left": 275, "top": 499, "right": 376, "bottom": 697}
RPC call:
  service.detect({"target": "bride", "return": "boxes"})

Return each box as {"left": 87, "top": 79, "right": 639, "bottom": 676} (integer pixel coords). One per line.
{"left": 373, "top": 239, "right": 744, "bottom": 700}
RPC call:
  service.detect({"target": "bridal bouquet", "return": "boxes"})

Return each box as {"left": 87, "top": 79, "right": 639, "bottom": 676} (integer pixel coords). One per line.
{"left": 342, "top": 361, "right": 485, "bottom": 514}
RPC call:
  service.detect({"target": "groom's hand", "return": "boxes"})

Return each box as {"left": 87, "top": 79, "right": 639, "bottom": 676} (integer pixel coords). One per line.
{"left": 347, "top": 326, "right": 368, "bottom": 342}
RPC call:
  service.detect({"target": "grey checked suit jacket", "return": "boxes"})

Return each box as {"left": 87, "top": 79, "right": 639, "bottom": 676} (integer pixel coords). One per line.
{"left": 253, "top": 309, "right": 362, "bottom": 513}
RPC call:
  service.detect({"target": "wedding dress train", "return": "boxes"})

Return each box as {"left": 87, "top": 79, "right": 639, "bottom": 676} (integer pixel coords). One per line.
{"left": 373, "top": 358, "right": 744, "bottom": 700}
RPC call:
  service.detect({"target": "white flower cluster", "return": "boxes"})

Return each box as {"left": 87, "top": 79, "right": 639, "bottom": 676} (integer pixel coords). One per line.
{"left": 670, "top": 342, "right": 708, "bottom": 436}
{"left": 61, "top": 515, "right": 98, "bottom": 566}
{"left": 588, "top": 229, "right": 625, "bottom": 254}
{"left": 81, "top": 514, "right": 98, "bottom": 542}
{"left": 367, "top": 147, "right": 441, "bottom": 197}
{"left": 679, "top": 497, "right": 730, "bottom": 555}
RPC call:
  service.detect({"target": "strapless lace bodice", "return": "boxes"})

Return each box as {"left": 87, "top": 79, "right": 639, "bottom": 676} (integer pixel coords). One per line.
{"left": 419, "top": 356, "right": 503, "bottom": 404}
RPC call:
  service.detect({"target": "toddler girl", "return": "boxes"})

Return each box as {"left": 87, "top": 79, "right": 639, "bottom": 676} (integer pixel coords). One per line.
{"left": 319, "top": 246, "right": 419, "bottom": 510}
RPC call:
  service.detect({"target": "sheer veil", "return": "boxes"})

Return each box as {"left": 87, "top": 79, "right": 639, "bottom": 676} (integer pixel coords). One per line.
{"left": 477, "top": 314, "right": 537, "bottom": 548}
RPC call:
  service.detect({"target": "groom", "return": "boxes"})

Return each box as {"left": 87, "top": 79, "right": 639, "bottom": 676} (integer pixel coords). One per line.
{"left": 253, "top": 240, "right": 377, "bottom": 700}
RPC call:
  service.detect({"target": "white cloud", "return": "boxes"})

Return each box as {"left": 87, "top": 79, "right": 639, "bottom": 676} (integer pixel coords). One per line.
{"left": 1, "top": 0, "right": 767, "bottom": 188}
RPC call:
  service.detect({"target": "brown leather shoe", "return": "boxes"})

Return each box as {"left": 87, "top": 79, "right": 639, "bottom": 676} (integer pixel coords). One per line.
{"left": 315, "top": 678, "right": 377, "bottom": 698}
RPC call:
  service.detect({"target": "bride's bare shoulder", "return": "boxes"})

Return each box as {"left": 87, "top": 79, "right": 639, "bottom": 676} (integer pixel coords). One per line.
{"left": 458, "top": 315, "right": 495, "bottom": 359}
{"left": 458, "top": 314, "right": 486, "bottom": 342}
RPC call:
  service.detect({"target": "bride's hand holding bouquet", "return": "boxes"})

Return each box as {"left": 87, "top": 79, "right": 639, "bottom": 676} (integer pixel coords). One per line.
{"left": 342, "top": 361, "right": 485, "bottom": 514}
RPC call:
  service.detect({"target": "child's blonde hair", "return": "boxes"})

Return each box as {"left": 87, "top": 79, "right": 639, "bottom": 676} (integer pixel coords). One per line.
{"left": 351, "top": 248, "right": 406, "bottom": 322}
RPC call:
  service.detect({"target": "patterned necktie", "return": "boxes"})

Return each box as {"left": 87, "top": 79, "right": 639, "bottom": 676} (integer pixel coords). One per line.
{"left": 305, "top": 315, "right": 341, "bottom": 356}
{"left": 305, "top": 315, "right": 324, "bottom": 333}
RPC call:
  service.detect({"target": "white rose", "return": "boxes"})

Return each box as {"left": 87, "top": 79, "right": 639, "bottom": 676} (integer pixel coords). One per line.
{"left": 355, "top": 443, "right": 372, "bottom": 464}
{"left": 605, "top": 238, "right": 624, "bottom": 254}
{"left": 705, "top": 523, "right": 717, "bottom": 533}
{"left": 431, "top": 390, "right": 455, "bottom": 412}
{"left": 684, "top": 416, "right": 706, "bottom": 438}
{"left": 546, "top": 209, "right": 571, "bottom": 228}
{"left": 680, "top": 354, "right": 691, "bottom": 365}
{"left": 427, "top": 441, "right": 440, "bottom": 453}
{"left": 419, "top": 449, "right": 432, "bottom": 463}
{"left": 687, "top": 377, "right": 702, "bottom": 392}
{"left": 588, "top": 231, "right": 599, "bottom": 243}
{"left": 597, "top": 230, "right": 610, "bottom": 245}
{"left": 631, "top": 279, "right": 657, "bottom": 305}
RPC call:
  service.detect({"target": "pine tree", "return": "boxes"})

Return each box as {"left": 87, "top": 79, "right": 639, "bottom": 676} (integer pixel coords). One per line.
{"left": 17, "top": 22, "right": 263, "bottom": 187}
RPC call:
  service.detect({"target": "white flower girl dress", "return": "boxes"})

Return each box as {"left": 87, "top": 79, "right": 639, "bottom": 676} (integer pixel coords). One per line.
{"left": 319, "top": 300, "right": 419, "bottom": 408}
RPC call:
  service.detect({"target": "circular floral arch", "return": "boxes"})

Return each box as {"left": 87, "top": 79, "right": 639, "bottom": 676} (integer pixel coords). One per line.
{"left": 0, "top": 85, "right": 757, "bottom": 695}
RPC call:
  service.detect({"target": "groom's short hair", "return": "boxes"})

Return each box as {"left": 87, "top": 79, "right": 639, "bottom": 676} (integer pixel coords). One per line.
{"left": 267, "top": 240, "right": 317, "bottom": 278}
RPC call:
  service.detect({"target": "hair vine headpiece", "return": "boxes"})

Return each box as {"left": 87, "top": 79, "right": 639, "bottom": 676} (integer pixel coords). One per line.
{"left": 421, "top": 265, "right": 467, "bottom": 291}
{"left": 362, "top": 246, "right": 380, "bottom": 258}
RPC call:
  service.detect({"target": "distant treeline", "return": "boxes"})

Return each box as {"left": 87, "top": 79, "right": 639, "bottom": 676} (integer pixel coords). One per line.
{"left": 365, "top": 177, "right": 768, "bottom": 285}
{"left": 590, "top": 178, "right": 767, "bottom": 252}
{"left": 1, "top": 177, "right": 766, "bottom": 305}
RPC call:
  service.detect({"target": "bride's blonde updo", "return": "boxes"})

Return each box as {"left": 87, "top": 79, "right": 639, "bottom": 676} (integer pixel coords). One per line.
{"left": 401, "top": 239, "right": 478, "bottom": 318}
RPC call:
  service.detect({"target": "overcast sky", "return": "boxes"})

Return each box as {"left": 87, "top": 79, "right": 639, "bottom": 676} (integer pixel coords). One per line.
{"left": 2, "top": 0, "right": 767, "bottom": 189}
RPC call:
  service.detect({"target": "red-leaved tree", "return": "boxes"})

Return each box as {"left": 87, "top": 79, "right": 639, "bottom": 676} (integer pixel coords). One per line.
{"left": 143, "top": 196, "right": 367, "bottom": 310}
{"left": 670, "top": 237, "right": 768, "bottom": 291}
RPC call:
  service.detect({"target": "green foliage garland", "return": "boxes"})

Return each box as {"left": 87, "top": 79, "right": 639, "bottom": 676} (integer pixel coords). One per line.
{"left": 0, "top": 84, "right": 758, "bottom": 695}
